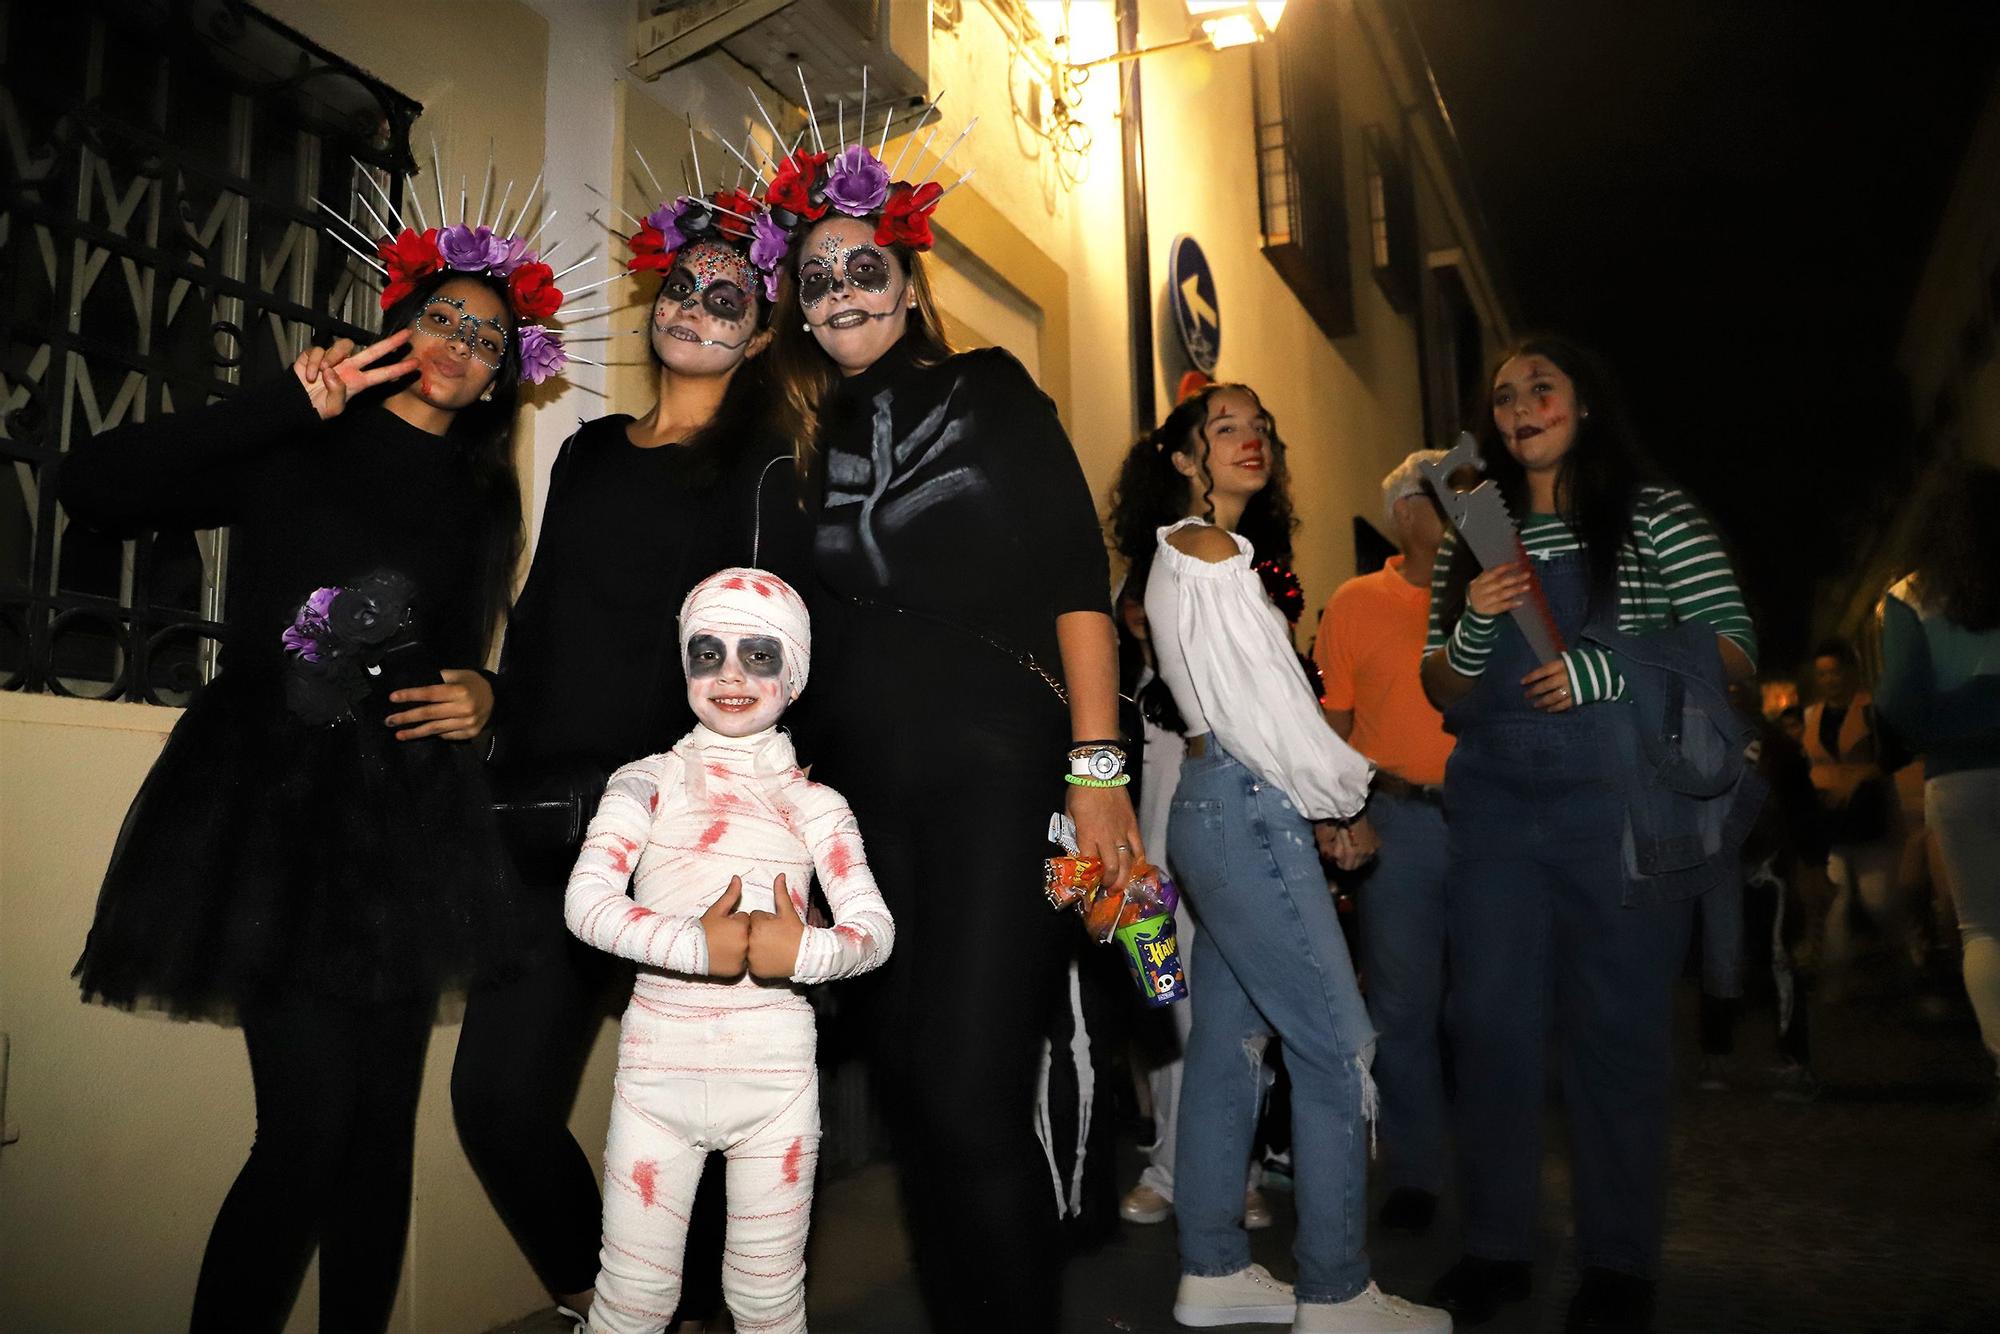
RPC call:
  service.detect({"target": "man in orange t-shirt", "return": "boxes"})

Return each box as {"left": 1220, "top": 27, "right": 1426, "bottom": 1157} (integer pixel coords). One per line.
{"left": 1313, "top": 449, "right": 1456, "bottom": 1234}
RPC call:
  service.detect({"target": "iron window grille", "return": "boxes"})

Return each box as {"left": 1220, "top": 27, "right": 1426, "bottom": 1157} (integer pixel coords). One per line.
{"left": 1250, "top": 1, "right": 1354, "bottom": 341}
{"left": 0, "top": 0, "right": 419, "bottom": 704}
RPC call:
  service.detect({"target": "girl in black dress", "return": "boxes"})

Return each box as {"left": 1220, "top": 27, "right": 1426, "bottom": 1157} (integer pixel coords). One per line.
{"left": 757, "top": 114, "right": 1143, "bottom": 1329}
{"left": 62, "top": 256, "right": 552, "bottom": 1332}
{"left": 456, "top": 189, "right": 807, "bottom": 1330}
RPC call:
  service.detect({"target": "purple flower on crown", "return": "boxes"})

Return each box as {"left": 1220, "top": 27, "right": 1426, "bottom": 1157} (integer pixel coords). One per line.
{"left": 437, "top": 223, "right": 511, "bottom": 271}
{"left": 749, "top": 212, "right": 791, "bottom": 275}
{"left": 824, "top": 145, "right": 890, "bottom": 216}
{"left": 644, "top": 201, "right": 688, "bottom": 252}
{"left": 490, "top": 235, "right": 540, "bottom": 277}
{"left": 517, "top": 324, "right": 568, "bottom": 385}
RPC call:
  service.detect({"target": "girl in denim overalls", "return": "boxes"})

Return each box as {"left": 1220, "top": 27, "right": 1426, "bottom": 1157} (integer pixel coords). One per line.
{"left": 1420, "top": 338, "right": 1758, "bottom": 1334}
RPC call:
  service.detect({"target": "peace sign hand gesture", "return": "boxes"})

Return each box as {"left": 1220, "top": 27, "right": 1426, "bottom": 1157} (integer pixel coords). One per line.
{"left": 292, "top": 329, "right": 419, "bottom": 420}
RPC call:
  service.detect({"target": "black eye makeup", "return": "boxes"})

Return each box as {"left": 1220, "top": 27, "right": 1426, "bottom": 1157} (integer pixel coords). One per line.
{"left": 843, "top": 247, "right": 890, "bottom": 292}
{"left": 797, "top": 242, "right": 894, "bottom": 309}
{"left": 798, "top": 263, "right": 834, "bottom": 308}
{"left": 701, "top": 282, "right": 749, "bottom": 323}
{"left": 737, "top": 636, "right": 785, "bottom": 679}
{"left": 686, "top": 634, "right": 726, "bottom": 678}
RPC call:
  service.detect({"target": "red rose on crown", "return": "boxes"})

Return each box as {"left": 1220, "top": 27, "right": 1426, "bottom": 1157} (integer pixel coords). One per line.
{"left": 507, "top": 262, "right": 563, "bottom": 322}
{"left": 378, "top": 227, "right": 442, "bottom": 309}
{"left": 626, "top": 225, "right": 679, "bottom": 274}
{"left": 874, "top": 181, "right": 943, "bottom": 251}
{"left": 710, "top": 188, "right": 758, "bottom": 241}
{"left": 767, "top": 149, "right": 831, "bottom": 222}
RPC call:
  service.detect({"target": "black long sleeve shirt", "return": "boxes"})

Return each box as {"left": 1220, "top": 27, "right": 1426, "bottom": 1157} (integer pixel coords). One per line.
{"left": 493, "top": 415, "right": 809, "bottom": 772}
{"left": 58, "top": 375, "right": 496, "bottom": 679}
{"left": 812, "top": 340, "right": 1110, "bottom": 675}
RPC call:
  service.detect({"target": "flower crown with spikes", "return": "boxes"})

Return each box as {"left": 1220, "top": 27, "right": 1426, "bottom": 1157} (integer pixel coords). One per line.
{"left": 705, "top": 68, "right": 976, "bottom": 276}
{"left": 314, "top": 143, "right": 613, "bottom": 386}
{"left": 607, "top": 72, "right": 972, "bottom": 309}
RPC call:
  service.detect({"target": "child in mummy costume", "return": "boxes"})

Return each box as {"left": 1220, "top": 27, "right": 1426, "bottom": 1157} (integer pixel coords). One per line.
{"left": 564, "top": 567, "right": 893, "bottom": 1334}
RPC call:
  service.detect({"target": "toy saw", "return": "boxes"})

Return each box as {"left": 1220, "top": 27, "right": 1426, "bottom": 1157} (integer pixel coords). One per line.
{"left": 1419, "top": 433, "right": 1566, "bottom": 665}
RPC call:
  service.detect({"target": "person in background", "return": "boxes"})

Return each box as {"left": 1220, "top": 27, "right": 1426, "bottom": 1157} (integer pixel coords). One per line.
{"left": 1420, "top": 336, "right": 1757, "bottom": 1334}
{"left": 1312, "top": 449, "right": 1457, "bottom": 1234}
{"left": 1876, "top": 461, "right": 2000, "bottom": 1097}
{"left": 1805, "top": 638, "right": 1918, "bottom": 992}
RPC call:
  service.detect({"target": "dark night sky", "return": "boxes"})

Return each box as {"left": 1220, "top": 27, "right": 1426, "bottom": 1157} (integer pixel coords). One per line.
{"left": 1404, "top": 0, "right": 2000, "bottom": 669}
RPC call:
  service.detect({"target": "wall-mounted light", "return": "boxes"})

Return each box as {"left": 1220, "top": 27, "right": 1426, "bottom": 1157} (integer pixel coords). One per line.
{"left": 1187, "top": 2, "right": 1288, "bottom": 52}
{"left": 1067, "top": 0, "right": 1286, "bottom": 69}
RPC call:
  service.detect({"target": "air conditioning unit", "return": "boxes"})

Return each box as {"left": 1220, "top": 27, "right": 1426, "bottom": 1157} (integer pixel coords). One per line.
{"left": 634, "top": 0, "right": 931, "bottom": 133}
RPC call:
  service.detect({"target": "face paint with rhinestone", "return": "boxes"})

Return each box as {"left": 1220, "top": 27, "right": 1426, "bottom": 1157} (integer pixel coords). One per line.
{"left": 656, "top": 242, "right": 758, "bottom": 327}
{"left": 412, "top": 295, "right": 509, "bottom": 368}
{"left": 797, "top": 232, "right": 894, "bottom": 309}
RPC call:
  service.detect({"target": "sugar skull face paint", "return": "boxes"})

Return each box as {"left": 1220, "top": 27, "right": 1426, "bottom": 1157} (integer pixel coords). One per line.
{"left": 652, "top": 241, "right": 760, "bottom": 358}
{"left": 796, "top": 214, "right": 913, "bottom": 375}
{"left": 685, "top": 631, "right": 789, "bottom": 736}
{"left": 798, "top": 232, "right": 895, "bottom": 311}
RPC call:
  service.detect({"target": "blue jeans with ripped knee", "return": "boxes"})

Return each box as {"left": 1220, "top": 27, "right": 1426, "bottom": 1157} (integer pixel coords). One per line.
{"left": 1169, "top": 744, "right": 1377, "bottom": 1304}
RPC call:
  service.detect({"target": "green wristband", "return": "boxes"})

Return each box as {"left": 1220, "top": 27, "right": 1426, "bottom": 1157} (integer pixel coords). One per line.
{"left": 1064, "top": 773, "right": 1132, "bottom": 789}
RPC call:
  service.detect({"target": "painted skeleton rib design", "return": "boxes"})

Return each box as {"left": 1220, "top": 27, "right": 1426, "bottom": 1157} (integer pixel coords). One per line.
{"left": 822, "top": 378, "right": 986, "bottom": 582}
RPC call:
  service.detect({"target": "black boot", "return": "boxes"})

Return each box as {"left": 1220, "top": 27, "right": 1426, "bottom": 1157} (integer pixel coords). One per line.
{"left": 1565, "top": 1267, "right": 1656, "bottom": 1332}
{"left": 1427, "top": 1255, "right": 1532, "bottom": 1325}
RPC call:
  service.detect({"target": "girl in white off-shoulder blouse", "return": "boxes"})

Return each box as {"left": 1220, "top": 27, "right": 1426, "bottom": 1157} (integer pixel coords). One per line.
{"left": 1107, "top": 383, "right": 1448, "bottom": 1333}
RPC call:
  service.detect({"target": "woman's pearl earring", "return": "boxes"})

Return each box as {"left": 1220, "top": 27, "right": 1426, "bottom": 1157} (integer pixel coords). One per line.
{"left": 479, "top": 387, "right": 493, "bottom": 402}
{"left": 801, "top": 322, "right": 811, "bottom": 332}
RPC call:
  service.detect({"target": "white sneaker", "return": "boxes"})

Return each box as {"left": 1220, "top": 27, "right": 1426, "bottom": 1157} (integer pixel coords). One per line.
{"left": 1293, "top": 1282, "right": 1452, "bottom": 1332}
{"left": 1122, "top": 1182, "right": 1173, "bottom": 1223}
{"left": 1174, "top": 1263, "right": 1296, "bottom": 1326}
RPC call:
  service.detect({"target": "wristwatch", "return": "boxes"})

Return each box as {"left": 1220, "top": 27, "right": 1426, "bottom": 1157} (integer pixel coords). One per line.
{"left": 1068, "top": 744, "right": 1128, "bottom": 782}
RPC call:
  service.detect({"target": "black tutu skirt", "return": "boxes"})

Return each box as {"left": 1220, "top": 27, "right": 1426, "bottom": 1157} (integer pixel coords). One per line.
{"left": 74, "top": 671, "right": 545, "bottom": 1022}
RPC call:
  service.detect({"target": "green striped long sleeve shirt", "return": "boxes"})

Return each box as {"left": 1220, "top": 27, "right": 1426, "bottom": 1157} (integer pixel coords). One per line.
{"left": 1423, "top": 485, "right": 1757, "bottom": 704}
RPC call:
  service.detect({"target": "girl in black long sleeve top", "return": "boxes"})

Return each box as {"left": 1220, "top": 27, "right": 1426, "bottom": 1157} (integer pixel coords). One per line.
{"left": 62, "top": 268, "right": 538, "bottom": 1334}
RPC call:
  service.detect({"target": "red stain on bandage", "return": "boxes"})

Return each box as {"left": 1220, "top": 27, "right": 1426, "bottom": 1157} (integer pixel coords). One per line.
{"left": 695, "top": 818, "right": 730, "bottom": 851}
{"left": 826, "top": 838, "right": 856, "bottom": 881}
{"left": 633, "top": 1159, "right": 659, "bottom": 1208}
{"left": 781, "top": 1137, "right": 804, "bottom": 1186}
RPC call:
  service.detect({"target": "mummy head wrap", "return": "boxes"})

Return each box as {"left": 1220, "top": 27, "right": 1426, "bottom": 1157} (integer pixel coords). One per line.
{"left": 678, "top": 567, "right": 812, "bottom": 701}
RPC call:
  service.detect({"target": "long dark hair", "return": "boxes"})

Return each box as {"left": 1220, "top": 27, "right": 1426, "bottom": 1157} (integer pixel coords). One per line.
{"left": 766, "top": 230, "right": 954, "bottom": 469}
{"left": 1106, "top": 382, "right": 1298, "bottom": 575}
{"left": 1436, "top": 334, "right": 1652, "bottom": 635}
{"left": 1902, "top": 459, "right": 2000, "bottom": 631}
{"left": 367, "top": 268, "right": 525, "bottom": 660}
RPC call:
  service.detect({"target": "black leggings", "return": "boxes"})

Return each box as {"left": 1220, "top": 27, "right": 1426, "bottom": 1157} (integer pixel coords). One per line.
{"left": 190, "top": 994, "right": 432, "bottom": 1334}
{"left": 822, "top": 684, "right": 1072, "bottom": 1332}
{"left": 451, "top": 932, "right": 620, "bottom": 1298}
{"left": 452, "top": 922, "right": 729, "bottom": 1317}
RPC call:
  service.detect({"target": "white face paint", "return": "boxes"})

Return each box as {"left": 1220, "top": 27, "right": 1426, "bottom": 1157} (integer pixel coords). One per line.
{"left": 684, "top": 630, "right": 789, "bottom": 737}
{"left": 650, "top": 240, "right": 764, "bottom": 376}
{"left": 796, "top": 215, "right": 911, "bottom": 375}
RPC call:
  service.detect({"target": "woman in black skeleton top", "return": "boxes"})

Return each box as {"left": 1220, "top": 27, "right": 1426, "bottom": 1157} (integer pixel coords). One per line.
{"left": 60, "top": 266, "right": 538, "bottom": 1333}
{"left": 768, "top": 207, "right": 1140, "bottom": 1331}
